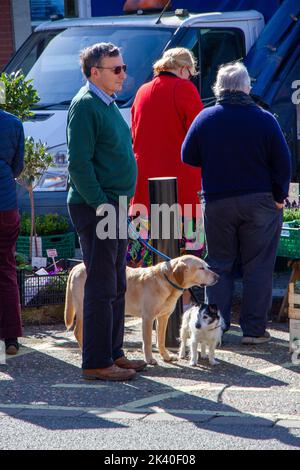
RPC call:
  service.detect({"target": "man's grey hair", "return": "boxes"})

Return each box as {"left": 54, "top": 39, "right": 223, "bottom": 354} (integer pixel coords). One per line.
{"left": 212, "top": 61, "right": 251, "bottom": 98}
{"left": 80, "top": 42, "right": 120, "bottom": 78}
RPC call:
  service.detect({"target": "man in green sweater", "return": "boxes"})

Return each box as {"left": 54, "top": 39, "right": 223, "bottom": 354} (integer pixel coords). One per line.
{"left": 67, "top": 43, "right": 146, "bottom": 381}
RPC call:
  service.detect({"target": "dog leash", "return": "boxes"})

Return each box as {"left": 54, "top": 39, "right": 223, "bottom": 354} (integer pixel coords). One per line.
{"left": 127, "top": 218, "right": 200, "bottom": 305}
{"left": 128, "top": 218, "right": 171, "bottom": 262}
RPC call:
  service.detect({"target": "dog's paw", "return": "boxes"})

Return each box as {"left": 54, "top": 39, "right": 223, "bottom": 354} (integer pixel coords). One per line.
{"left": 189, "top": 360, "right": 197, "bottom": 367}
{"left": 146, "top": 357, "right": 158, "bottom": 365}
{"left": 163, "top": 354, "right": 178, "bottom": 363}
{"left": 200, "top": 353, "right": 208, "bottom": 360}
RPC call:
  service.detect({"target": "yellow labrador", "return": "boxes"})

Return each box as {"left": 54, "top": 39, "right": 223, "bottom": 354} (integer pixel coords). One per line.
{"left": 64, "top": 255, "right": 218, "bottom": 365}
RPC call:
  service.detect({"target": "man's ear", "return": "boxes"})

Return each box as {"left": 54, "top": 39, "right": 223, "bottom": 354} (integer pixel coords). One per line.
{"left": 172, "top": 262, "right": 186, "bottom": 286}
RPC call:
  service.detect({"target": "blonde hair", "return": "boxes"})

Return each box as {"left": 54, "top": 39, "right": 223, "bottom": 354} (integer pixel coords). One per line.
{"left": 153, "top": 48, "right": 197, "bottom": 77}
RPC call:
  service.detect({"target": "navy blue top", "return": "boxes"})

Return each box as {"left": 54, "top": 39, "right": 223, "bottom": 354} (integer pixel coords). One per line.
{"left": 182, "top": 103, "right": 291, "bottom": 203}
{"left": 0, "top": 110, "right": 24, "bottom": 211}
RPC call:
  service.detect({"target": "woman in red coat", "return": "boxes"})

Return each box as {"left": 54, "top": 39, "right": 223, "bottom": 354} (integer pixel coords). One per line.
{"left": 131, "top": 47, "right": 203, "bottom": 218}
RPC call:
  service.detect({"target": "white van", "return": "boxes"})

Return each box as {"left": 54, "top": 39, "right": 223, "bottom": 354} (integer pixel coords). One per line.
{"left": 4, "top": 9, "right": 264, "bottom": 215}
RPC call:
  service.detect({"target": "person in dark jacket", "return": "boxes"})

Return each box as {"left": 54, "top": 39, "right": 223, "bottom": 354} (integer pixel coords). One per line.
{"left": 0, "top": 109, "right": 24, "bottom": 355}
{"left": 182, "top": 62, "right": 291, "bottom": 344}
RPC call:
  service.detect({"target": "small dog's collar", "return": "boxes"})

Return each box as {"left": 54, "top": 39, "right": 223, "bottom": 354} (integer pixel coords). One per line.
{"left": 163, "top": 273, "right": 185, "bottom": 292}
{"left": 207, "top": 322, "right": 223, "bottom": 332}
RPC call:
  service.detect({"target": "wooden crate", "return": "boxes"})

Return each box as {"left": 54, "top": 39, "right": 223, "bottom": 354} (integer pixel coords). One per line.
{"left": 277, "top": 260, "right": 300, "bottom": 321}
{"left": 288, "top": 283, "right": 300, "bottom": 320}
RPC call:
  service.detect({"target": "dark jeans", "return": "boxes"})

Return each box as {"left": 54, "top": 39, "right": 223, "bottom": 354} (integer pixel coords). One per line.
{"left": 0, "top": 210, "right": 22, "bottom": 339}
{"left": 68, "top": 202, "right": 128, "bottom": 369}
{"left": 204, "top": 193, "right": 283, "bottom": 337}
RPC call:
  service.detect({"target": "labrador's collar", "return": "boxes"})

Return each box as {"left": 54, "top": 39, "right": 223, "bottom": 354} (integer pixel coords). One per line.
{"left": 163, "top": 273, "right": 185, "bottom": 292}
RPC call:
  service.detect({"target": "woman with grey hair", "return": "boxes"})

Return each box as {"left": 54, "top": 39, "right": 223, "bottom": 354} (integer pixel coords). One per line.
{"left": 182, "top": 61, "right": 291, "bottom": 344}
{"left": 212, "top": 61, "right": 251, "bottom": 99}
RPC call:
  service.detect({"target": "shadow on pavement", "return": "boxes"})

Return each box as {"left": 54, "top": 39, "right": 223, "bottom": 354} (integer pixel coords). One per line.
{"left": 0, "top": 325, "right": 299, "bottom": 450}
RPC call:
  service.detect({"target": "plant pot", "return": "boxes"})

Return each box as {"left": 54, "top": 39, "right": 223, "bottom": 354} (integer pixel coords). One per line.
{"left": 16, "top": 232, "right": 75, "bottom": 260}
{"left": 277, "top": 220, "right": 300, "bottom": 258}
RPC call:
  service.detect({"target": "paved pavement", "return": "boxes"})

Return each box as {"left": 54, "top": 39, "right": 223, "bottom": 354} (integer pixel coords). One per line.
{"left": 1, "top": 303, "right": 300, "bottom": 450}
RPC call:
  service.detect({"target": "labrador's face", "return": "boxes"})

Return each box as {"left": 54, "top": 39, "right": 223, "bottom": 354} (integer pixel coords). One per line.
{"left": 171, "top": 255, "right": 219, "bottom": 289}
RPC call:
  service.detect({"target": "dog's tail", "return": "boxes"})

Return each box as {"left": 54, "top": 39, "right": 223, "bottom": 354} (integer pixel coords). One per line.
{"left": 64, "top": 269, "right": 75, "bottom": 330}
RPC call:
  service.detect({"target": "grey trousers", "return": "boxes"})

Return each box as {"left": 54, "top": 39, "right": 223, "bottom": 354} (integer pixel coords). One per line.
{"left": 204, "top": 193, "right": 283, "bottom": 337}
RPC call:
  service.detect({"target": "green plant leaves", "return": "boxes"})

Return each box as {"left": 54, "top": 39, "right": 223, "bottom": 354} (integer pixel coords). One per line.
{"left": 18, "top": 137, "right": 53, "bottom": 188}
{"left": 20, "top": 213, "right": 69, "bottom": 236}
{"left": 0, "top": 71, "right": 40, "bottom": 121}
{"left": 283, "top": 208, "right": 300, "bottom": 222}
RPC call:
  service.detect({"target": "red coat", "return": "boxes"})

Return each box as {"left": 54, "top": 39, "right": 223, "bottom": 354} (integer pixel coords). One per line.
{"left": 131, "top": 74, "right": 203, "bottom": 216}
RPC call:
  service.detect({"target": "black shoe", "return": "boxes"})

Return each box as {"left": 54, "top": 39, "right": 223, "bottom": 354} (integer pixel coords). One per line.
{"left": 5, "top": 338, "right": 19, "bottom": 356}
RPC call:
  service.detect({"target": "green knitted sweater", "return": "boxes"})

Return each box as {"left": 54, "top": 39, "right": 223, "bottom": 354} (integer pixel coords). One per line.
{"left": 67, "top": 87, "right": 137, "bottom": 209}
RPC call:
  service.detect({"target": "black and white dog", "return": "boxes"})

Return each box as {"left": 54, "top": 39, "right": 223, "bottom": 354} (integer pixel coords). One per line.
{"left": 179, "top": 303, "right": 225, "bottom": 366}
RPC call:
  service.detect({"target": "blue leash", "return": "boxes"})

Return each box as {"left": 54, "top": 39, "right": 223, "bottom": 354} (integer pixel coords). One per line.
{"left": 127, "top": 218, "right": 201, "bottom": 305}
{"left": 127, "top": 218, "right": 171, "bottom": 262}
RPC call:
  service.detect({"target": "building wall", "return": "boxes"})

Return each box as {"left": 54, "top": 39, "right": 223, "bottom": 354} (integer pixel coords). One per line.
{"left": 0, "top": 0, "right": 14, "bottom": 70}
{"left": 11, "top": 0, "right": 32, "bottom": 50}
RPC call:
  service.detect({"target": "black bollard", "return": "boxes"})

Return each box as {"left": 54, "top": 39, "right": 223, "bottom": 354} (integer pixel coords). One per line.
{"left": 148, "top": 177, "right": 182, "bottom": 348}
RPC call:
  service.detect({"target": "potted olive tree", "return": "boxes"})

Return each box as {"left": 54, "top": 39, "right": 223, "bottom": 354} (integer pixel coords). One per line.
{"left": 17, "top": 138, "right": 53, "bottom": 258}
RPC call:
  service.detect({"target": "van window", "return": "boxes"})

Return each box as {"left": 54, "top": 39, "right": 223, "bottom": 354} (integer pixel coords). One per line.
{"left": 200, "top": 28, "right": 245, "bottom": 100}
{"left": 6, "top": 26, "right": 173, "bottom": 108}
{"left": 178, "top": 27, "right": 245, "bottom": 104}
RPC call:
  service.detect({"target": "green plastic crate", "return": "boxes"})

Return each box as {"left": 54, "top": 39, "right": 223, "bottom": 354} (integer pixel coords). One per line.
{"left": 277, "top": 220, "right": 300, "bottom": 258}
{"left": 16, "top": 232, "right": 75, "bottom": 260}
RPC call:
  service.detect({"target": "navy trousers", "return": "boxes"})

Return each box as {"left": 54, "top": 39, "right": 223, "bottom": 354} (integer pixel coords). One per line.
{"left": 204, "top": 193, "right": 283, "bottom": 337}
{"left": 68, "top": 202, "right": 128, "bottom": 369}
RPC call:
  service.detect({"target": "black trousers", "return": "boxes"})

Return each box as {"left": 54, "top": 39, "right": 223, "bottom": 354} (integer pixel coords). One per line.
{"left": 204, "top": 193, "right": 283, "bottom": 337}
{"left": 68, "top": 202, "right": 128, "bottom": 369}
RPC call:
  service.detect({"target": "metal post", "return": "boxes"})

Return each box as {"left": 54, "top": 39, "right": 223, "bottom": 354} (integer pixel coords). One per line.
{"left": 148, "top": 177, "right": 182, "bottom": 348}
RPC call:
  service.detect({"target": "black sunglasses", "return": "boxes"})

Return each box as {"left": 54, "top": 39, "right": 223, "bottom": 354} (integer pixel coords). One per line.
{"left": 95, "top": 65, "right": 127, "bottom": 75}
